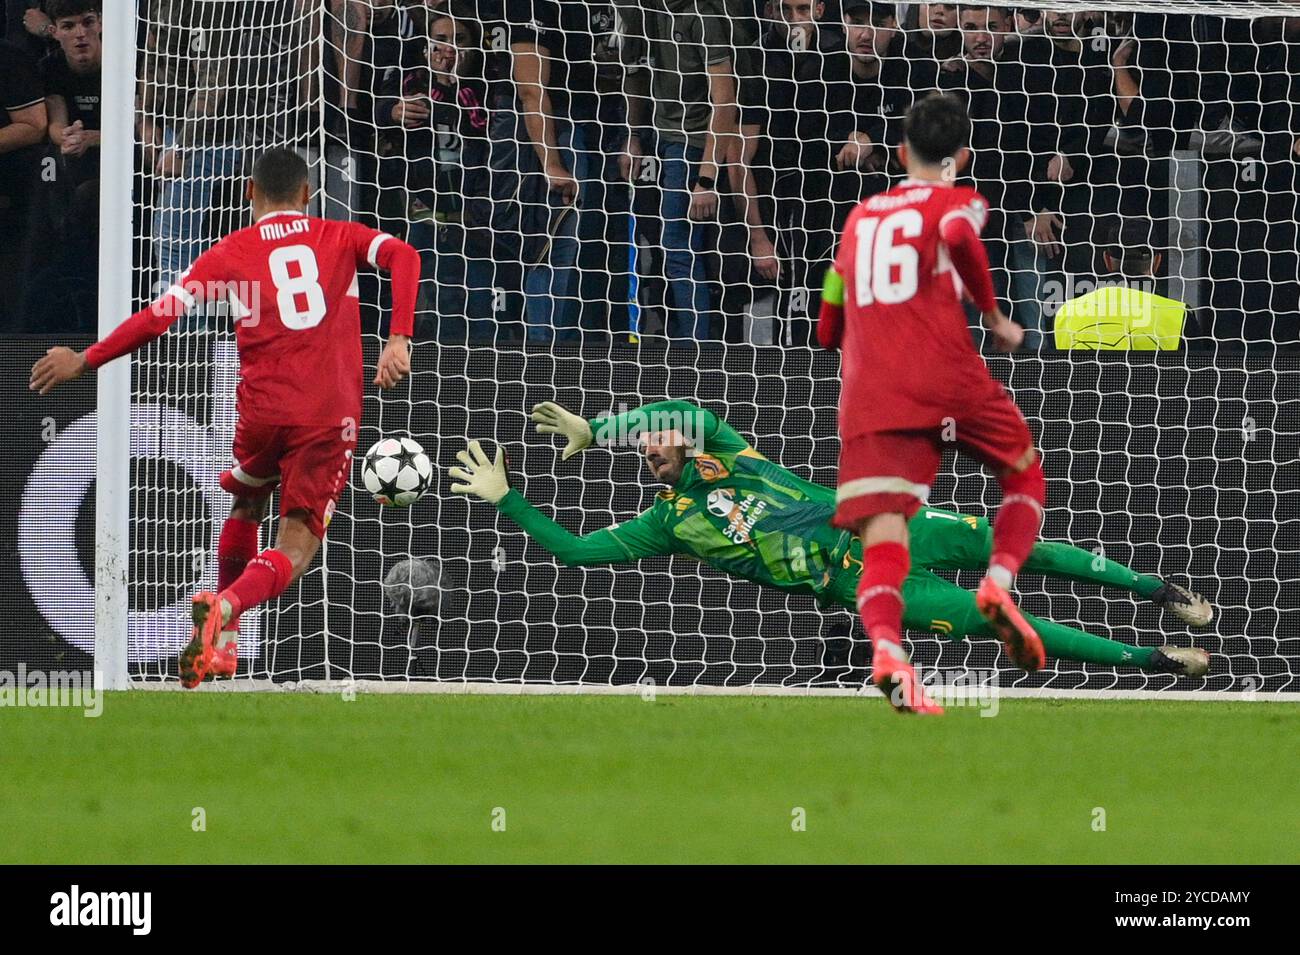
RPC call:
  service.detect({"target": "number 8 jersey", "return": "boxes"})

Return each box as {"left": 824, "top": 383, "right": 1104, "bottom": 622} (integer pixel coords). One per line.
{"left": 826, "top": 179, "right": 1003, "bottom": 434}
{"left": 85, "top": 211, "right": 418, "bottom": 428}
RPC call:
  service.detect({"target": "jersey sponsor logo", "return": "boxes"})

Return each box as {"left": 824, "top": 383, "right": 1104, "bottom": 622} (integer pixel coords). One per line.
{"left": 693, "top": 454, "right": 729, "bottom": 482}
{"left": 706, "top": 489, "right": 768, "bottom": 546}
{"left": 706, "top": 488, "right": 735, "bottom": 519}
{"left": 674, "top": 496, "right": 694, "bottom": 515}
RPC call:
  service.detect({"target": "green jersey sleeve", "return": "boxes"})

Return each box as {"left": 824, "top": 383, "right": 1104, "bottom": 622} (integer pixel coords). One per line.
{"left": 590, "top": 400, "right": 751, "bottom": 457}
{"left": 495, "top": 489, "right": 675, "bottom": 567}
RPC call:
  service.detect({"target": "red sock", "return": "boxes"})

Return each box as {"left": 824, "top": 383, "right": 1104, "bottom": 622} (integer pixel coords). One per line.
{"left": 217, "top": 517, "right": 260, "bottom": 623}
{"left": 858, "top": 541, "right": 910, "bottom": 651}
{"left": 221, "top": 549, "right": 293, "bottom": 621}
{"left": 990, "top": 460, "right": 1046, "bottom": 582}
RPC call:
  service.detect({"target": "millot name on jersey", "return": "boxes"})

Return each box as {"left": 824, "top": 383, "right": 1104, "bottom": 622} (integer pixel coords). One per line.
{"left": 259, "top": 217, "right": 312, "bottom": 241}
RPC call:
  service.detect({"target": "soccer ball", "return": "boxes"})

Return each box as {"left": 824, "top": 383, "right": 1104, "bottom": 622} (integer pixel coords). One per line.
{"left": 361, "top": 436, "right": 434, "bottom": 507}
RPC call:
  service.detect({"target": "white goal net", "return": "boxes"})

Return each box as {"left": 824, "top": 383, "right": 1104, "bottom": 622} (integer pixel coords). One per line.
{"left": 117, "top": 1, "right": 1299, "bottom": 695}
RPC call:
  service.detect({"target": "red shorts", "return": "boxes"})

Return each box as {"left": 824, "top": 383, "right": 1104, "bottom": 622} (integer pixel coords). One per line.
{"left": 832, "top": 391, "right": 1035, "bottom": 531}
{"left": 219, "top": 420, "right": 357, "bottom": 539}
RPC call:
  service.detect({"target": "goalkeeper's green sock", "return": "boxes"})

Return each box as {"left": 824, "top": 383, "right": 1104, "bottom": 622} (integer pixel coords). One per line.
{"left": 1024, "top": 612, "right": 1156, "bottom": 670}
{"left": 1021, "top": 540, "right": 1164, "bottom": 600}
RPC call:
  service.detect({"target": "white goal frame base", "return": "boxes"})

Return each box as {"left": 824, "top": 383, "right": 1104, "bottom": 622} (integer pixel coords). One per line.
{"left": 128, "top": 680, "right": 1300, "bottom": 703}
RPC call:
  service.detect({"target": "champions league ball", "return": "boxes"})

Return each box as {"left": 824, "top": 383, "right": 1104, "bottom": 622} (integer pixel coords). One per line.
{"left": 361, "top": 436, "right": 434, "bottom": 507}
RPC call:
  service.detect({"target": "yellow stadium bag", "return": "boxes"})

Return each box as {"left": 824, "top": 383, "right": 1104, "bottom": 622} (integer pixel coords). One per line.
{"left": 1054, "top": 286, "right": 1186, "bottom": 350}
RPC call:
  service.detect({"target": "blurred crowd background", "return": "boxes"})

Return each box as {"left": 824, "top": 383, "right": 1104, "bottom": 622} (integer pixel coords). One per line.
{"left": 1, "top": 1, "right": 1297, "bottom": 348}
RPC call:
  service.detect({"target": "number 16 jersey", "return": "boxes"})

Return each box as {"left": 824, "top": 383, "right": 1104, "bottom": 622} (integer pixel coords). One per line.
{"left": 830, "top": 180, "right": 1004, "bottom": 434}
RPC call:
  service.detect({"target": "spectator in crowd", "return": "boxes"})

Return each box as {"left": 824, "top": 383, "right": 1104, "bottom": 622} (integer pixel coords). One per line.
{"left": 330, "top": 0, "right": 443, "bottom": 230}
{"left": 618, "top": 0, "right": 737, "bottom": 341}
{"left": 549, "top": 0, "right": 636, "bottom": 340}
{"left": 0, "top": 37, "right": 45, "bottom": 329}
{"left": 831, "top": 1, "right": 916, "bottom": 183}
{"left": 481, "top": 0, "right": 612, "bottom": 343}
{"left": 729, "top": 0, "right": 838, "bottom": 343}
{"left": 7, "top": 1, "right": 57, "bottom": 59}
{"left": 376, "top": 4, "right": 494, "bottom": 342}
{"left": 42, "top": 0, "right": 100, "bottom": 182}
{"left": 25, "top": 0, "right": 101, "bottom": 331}
{"left": 1013, "top": 7, "right": 1119, "bottom": 344}
{"left": 902, "top": 2, "right": 962, "bottom": 90}
{"left": 939, "top": 4, "right": 1040, "bottom": 336}
{"left": 1011, "top": 5, "right": 1043, "bottom": 39}
{"left": 138, "top": 0, "right": 246, "bottom": 284}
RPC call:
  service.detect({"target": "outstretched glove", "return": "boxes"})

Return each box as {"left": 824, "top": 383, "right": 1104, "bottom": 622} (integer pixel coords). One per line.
{"left": 448, "top": 440, "right": 510, "bottom": 504}
{"left": 530, "top": 401, "right": 593, "bottom": 460}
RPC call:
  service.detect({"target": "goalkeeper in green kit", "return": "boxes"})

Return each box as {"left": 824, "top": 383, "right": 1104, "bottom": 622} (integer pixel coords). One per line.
{"left": 448, "top": 400, "right": 1211, "bottom": 678}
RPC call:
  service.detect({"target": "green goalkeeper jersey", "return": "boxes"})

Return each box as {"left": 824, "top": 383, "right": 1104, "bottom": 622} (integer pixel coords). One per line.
{"left": 497, "top": 400, "right": 869, "bottom": 601}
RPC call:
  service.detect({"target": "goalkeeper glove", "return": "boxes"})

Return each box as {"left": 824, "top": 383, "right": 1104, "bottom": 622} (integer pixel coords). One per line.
{"left": 530, "top": 401, "right": 592, "bottom": 460}
{"left": 448, "top": 440, "right": 509, "bottom": 504}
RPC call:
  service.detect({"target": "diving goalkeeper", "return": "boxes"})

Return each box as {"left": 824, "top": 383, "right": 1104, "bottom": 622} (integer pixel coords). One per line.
{"left": 448, "top": 400, "right": 1211, "bottom": 686}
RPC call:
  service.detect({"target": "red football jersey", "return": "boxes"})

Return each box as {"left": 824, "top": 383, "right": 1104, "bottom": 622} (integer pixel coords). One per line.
{"left": 831, "top": 179, "right": 1002, "bottom": 434}
{"left": 87, "top": 211, "right": 418, "bottom": 427}
{"left": 180, "top": 212, "right": 400, "bottom": 427}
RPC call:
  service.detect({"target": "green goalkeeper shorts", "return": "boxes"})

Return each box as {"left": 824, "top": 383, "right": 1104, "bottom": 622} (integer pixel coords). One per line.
{"left": 824, "top": 507, "right": 995, "bottom": 638}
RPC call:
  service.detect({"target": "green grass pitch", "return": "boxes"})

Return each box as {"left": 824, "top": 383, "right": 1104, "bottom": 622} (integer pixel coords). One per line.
{"left": 3, "top": 693, "right": 1294, "bottom": 864}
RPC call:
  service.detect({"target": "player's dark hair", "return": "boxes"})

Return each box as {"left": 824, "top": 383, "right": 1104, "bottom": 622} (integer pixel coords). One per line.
{"left": 903, "top": 93, "right": 971, "bottom": 165}
{"left": 46, "top": 0, "right": 101, "bottom": 21}
{"left": 844, "top": 2, "right": 897, "bottom": 23}
{"left": 252, "top": 148, "right": 309, "bottom": 203}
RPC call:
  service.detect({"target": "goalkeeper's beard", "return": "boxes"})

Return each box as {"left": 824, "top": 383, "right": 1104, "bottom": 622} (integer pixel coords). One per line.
{"left": 646, "top": 454, "right": 683, "bottom": 485}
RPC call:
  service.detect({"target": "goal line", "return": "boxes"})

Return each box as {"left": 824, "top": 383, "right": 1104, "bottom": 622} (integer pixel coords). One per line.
{"left": 127, "top": 679, "right": 1300, "bottom": 703}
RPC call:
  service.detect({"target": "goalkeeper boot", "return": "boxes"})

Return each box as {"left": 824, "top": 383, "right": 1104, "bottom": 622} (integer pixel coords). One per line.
{"left": 871, "top": 640, "right": 944, "bottom": 715}
{"left": 1151, "top": 581, "right": 1214, "bottom": 627}
{"left": 976, "top": 577, "right": 1046, "bottom": 672}
{"left": 211, "top": 620, "right": 239, "bottom": 679}
{"left": 179, "top": 591, "right": 225, "bottom": 689}
{"left": 1150, "top": 646, "right": 1210, "bottom": 677}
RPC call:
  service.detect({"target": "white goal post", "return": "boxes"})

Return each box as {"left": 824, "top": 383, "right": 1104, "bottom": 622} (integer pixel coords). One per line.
{"left": 97, "top": 0, "right": 1300, "bottom": 697}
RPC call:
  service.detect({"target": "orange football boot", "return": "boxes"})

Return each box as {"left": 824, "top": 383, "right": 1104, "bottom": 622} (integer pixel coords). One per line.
{"left": 872, "top": 643, "right": 945, "bottom": 715}
{"left": 211, "top": 620, "right": 239, "bottom": 678}
{"left": 976, "top": 577, "right": 1046, "bottom": 671}
{"left": 179, "top": 591, "right": 223, "bottom": 688}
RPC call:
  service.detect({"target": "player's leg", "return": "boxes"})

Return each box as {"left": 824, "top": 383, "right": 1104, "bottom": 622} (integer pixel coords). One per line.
{"left": 187, "top": 426, "right": 351, "bottom": 687}
{"left": 209, "top": 494, "right": 271, "bottom": 678}
{"left": 211, "top": 423, "right": 349, "bottom": 624}
{"left": 834, "top": 431, "right": 944, "bottom": 714}
{"left": 956, "top": 394, "right": 1047, "bottom": 670}
{"left": 1022, "top": 541, "right": 1214, "bottom": 627}
{"left": 912, "top": 510, "right": 1214, "bottom": 627}
{"left": 899, "top": 571, "right": 1208, "bottom": 675}
{"left": 180, "top": 423, "right": 283, "bottom": 687}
